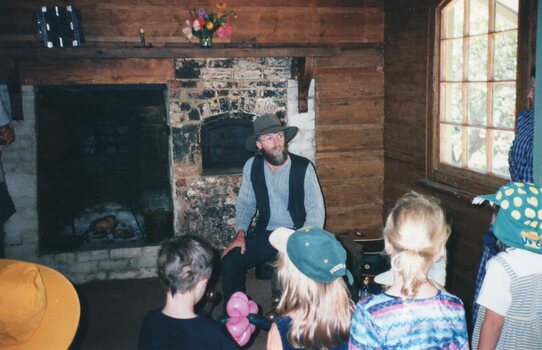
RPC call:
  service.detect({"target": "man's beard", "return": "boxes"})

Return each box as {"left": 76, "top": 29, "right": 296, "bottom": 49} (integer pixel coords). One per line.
{"left": 261, "top": 146, "right": 288, "bottom": 166}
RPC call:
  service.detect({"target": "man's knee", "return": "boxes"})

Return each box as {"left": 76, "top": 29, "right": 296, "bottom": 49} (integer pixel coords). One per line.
{"left": 221, "top": 248, "right": 244, "bottom": 275}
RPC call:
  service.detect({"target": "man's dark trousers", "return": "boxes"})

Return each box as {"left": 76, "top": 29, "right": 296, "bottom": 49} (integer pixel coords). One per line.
{"left": 221, "top": 229, "right": 276, "bottom": 311}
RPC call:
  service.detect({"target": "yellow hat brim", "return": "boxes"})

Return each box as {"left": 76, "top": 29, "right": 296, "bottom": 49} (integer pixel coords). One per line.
{"left": 2, "top": 260, "right": 80, "bottom": 350}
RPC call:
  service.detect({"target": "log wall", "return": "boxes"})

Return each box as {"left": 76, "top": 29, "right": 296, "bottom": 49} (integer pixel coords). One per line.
{"left": 0, "top": 0, "right": 383, "bottom": 45}
{"left": 316, "top": 49, "right": 384, "bottom": 234}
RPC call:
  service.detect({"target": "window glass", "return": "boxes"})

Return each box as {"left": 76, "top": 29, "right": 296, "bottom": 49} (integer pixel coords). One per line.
{"left": 443, "top": 39, "right": 463, "bottom": 80}
{"left": 441, "top": 83, "right": 463, "bottom": 123}
{"left": 468, "top": 83, "right": 487, "bottom": 125}
{"left": 492, "top": 82, "right": 516, "bottom": 128}
{"left": 467, "top": 126, "right": 487, "bottom": 171}
{"left": 469, "top": 0, "right": 488, "bottom": 35}
{"left": 468, "top": 35, "right": 488, "bottom": 81}
{"left": 495, "top": 0, "right": 519, "bottom": 32}
{"left": 442, "top": 0, "right": 464, "bottom": 38}
{"left": 492, "top": 130, "right": 515, "bottom": 176}
{"left": 493, "top": 31, "right": 518, "bottom": 80}
{"left": 440, "top": 124, "right": 463, "bottom": 167}
{"left": 438, "top": 0, "right": 518, "bottom": 178}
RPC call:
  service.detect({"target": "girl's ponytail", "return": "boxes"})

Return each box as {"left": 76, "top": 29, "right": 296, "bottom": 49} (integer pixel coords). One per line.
{"left": 384, "top": 192, "right": 450, "bottom": 298}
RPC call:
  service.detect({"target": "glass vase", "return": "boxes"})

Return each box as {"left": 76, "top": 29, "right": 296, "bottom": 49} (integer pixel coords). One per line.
{"left": 199, "top": 34, "right": 213, "bottom": 48}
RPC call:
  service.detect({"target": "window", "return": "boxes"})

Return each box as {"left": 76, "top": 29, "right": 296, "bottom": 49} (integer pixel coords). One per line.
{"left": 438, "top": 0, "right": 518, "bottom": 178}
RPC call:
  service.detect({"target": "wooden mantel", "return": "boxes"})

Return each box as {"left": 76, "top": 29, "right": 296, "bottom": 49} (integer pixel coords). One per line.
{"left": 1, "top": 44, "right": 344, "bottom": 113}
{"left": 0, "top": 44, "right": 340, "bottom": 59}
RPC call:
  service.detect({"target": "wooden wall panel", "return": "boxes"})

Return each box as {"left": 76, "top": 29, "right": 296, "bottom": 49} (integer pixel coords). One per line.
{"left": 317, "top": 73, "right": 384, "bottom": 99}
{"left": 0, "top": 1, "right": 383, "bottom": 45}
{"left": 317, "top": 125, "right": 383, "bottom": 152}
{"left": 316, "top": 49, "right": 384, "bottom": 69}
{"left": 318, "top": 97, "right": 384, "bottom": 125}
{"left": 18, "top": 58, "right": 174, "bottom": 85}
{"left": 326, "top": 203, "right": 383, "bottom": 235}
{"left": 318, "top": 155, "right": 383, "bottom": 180}
{"left": 321, "top": 178, "right": 383, "bottom": 207}
{"left": 316, "top": 48, "right": 384, "bottom": 237}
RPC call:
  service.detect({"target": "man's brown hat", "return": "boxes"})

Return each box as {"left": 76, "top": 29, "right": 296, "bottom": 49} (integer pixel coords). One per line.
{"left": 245, "top": 114, "right": 298, "bottom": 152}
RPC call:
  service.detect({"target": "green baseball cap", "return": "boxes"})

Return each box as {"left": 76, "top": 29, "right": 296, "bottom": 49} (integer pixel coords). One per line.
{"left": 474, "top": 182, "right": 542, "bottom": 254}
{"left": 269, "top": 226, "right": 354, "bottom": 284}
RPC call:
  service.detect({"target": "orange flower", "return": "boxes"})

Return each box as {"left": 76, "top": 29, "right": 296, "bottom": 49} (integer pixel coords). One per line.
{"left": 216, "top": 2, "right": 227, "bottom": 10}
{"left": 206, "top": 21, "right": 214, "bottom": 30}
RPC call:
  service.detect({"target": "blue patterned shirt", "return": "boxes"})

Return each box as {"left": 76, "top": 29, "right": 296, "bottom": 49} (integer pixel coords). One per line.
{"left": 508, "top": 109, "right": 534, "bottom": 183}
{"left": 349, "top": 290, "right": 468, "bottom": 350}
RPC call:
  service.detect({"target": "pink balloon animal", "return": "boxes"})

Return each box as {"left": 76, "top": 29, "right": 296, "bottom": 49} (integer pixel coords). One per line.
{"left": 225, "top": 292, "right": 258, "bottom": 346}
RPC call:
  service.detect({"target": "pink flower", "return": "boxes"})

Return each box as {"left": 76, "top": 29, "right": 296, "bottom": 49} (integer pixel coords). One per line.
{"left": 216, "top": 22, "right": 232, "bottom": 38}
{"left": 192, "top": 18, "right": 205, "bottom": 31}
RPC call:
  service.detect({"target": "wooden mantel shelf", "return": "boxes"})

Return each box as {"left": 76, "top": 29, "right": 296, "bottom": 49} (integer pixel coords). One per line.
{"left": 0, "top": 44, "right": 348, "bottom": 113}
{"left": 0, "top": 44, "right": 341, "bottom": 59}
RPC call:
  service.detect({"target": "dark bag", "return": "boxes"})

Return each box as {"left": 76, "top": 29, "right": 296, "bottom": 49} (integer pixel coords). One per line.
{"left": 0, "top": 182, "right": 15, "bottom": 224}
{"left": 339, "top": 236, "right": 390, "bottom": 300}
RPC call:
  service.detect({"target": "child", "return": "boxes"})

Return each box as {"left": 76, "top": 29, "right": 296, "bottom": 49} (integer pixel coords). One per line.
{"left": 349, "top": 192, "right": 468, "bottom": 349}
{"left": 266, "top": 226, "right": 354, "bottom": 350}
{"left": 471, "top": 182, "right": 542, "bottom": 349}
{"left": 138, "top": 235, "right": 238, "bottom": 350}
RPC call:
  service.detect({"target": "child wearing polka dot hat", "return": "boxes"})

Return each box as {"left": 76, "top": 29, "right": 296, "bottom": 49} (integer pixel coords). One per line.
{"left": 472, "top": 182, "right": 542, "bottom": 349}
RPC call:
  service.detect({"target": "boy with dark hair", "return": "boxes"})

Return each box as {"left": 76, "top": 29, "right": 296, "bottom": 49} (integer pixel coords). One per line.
{"left": 138, "top": 235, "right": 238, "bottom": 350}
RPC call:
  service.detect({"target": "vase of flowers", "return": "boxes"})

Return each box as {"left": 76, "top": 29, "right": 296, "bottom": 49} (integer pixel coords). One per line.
{"left": 182, "top": 4, "right": 235, "bottom": 48}
{"left": 199, "top": 31, "right": 213, "bottom": 48}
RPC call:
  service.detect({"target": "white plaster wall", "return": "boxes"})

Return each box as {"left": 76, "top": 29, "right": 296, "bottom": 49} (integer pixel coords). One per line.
{"left": 3, "top": 85, "right": 39, "bottom": 261}
{"left": 287, "top": 79, "right": 316, "bottom": 163}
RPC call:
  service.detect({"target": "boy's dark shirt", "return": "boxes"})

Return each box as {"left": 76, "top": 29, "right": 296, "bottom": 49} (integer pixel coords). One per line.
{"left": 138, "top": 309, "right": 239, "bottom": 350}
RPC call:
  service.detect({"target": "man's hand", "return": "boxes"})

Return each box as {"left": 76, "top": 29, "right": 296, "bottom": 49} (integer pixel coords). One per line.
{"left": 221, "top": 230, "right": 246, "bottom": 258}
{"left": 0, "top": 125, "right": 15, "bottom": 145}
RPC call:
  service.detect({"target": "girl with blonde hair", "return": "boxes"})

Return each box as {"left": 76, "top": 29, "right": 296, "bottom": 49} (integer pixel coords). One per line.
{"left": 349, "top": 192, "right": 468, "bottom": 349}
{"left": 267, "top": 226, "right": 354, "bottom": 350}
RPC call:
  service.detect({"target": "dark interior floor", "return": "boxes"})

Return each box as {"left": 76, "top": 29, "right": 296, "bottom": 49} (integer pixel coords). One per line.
{"left": 70, "top": 270, "right": 271, "bottom": 350}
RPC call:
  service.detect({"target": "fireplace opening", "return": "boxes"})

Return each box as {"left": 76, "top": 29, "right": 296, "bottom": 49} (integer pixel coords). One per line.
{"left": 36, "top": 85, "right": 173, "bottom": 253}
{"left": 201, "top": 113, "right": 254, "bottom": 175}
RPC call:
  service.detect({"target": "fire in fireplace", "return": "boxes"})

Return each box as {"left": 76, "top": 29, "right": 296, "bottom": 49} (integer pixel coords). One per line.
{"left": 36, "top": 85, "right": 173, "bottom": 252}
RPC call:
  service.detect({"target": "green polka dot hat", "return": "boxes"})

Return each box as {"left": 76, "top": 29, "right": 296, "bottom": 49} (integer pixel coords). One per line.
{"left": 474, "top": 182, "right": 542, "bottom": 254}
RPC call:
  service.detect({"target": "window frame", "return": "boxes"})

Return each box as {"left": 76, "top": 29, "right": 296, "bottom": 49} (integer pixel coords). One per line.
{"left": 429, "top": 0, "right": 537, "bottom": 194}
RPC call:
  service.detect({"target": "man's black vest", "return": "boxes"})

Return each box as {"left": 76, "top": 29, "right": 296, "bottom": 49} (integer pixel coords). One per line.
{"left": 250, "top": 153, "right": 310, "bottom": 233}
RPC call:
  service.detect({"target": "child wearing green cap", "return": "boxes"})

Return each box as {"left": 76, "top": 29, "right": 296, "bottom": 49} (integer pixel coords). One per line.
{"left": 471, "top": 182, "right": 542, "bottom": 349}
{"left": 266, "top": 226, "right": 354, "bottom": 350}
{"left": 349, "top": 192, "right": 468, "bottom": 349}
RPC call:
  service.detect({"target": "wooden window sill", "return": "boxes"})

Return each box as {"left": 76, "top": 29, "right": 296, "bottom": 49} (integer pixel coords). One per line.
{"left": 415, "top": 178, "right": 478, "bottom": 204}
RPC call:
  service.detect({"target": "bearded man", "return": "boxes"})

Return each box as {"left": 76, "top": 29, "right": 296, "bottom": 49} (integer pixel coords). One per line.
{"left": 220, "top": 114, "right": 325, "bottom": 308}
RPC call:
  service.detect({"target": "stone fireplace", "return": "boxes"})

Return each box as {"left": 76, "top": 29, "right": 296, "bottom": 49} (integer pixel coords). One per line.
{"left": 3, "top": 57, "right": 316, "bottom": 283}
{"left": 36, "top": 85, "right": 173, "bottom": 253}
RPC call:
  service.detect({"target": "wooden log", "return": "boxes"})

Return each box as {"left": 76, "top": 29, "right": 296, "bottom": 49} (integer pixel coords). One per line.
{"left": 18, "top": 58, "right": 174, "bottom": 84}
{"left": 317, "top": 72, "right": 384, "bottom": 99}
{"left": 317, "top": 124, "right": 383, "bottom": 152}
{"left": 317, "top": 97, "right": 384, "bottom": 125}
{"left": 317, "top": 156, "right": 383, "bottom": 180}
